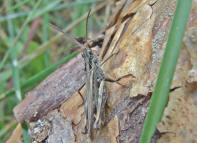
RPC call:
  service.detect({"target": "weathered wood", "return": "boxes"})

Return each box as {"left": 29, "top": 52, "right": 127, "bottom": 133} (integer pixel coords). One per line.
{"left": 13, "top": 53, "right": 86, "bottom": 123}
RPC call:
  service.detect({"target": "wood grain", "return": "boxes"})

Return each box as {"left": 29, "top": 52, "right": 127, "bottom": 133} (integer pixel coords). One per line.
{"left": 13, "top": 53, "right": 85, "bottom": 123}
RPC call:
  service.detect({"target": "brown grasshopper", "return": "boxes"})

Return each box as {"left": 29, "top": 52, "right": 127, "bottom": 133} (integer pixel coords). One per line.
{"left": 80, "top": 38, "right": 124, "bottom": 141}
{"left": 50, "top": 10, "right": 123, "bottom": 141}
{"left": 79, "top": 10, "right": 123, "bottom": 140}
{"left": 80, "top": 46, "right": 109, "bottom": 139}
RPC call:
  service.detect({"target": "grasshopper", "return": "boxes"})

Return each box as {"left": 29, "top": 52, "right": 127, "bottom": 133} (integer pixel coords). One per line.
{"left": 50, "top": 9, "right": 123, "bottom": 141}
{"left": 80, "top": 39, "right": 124, "bottom": 141}
{"left": 79, "top": 9, "right": 120, "bottom": 139}
{"left": 81, "top": 45, "right": 109, "bottom": 139}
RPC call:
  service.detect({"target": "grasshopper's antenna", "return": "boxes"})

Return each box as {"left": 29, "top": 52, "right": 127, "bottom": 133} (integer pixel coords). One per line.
{"left": 86, "top": 9, "right": 91, "bottom": 41}
{"left": 49, "top": 23, "right": 64, "bottom": 34}
{"left": 50, "top": 9, "right": 92, "bottom": 51}
{"left": 49, "top": 23, "right": 86, "bottom": 49}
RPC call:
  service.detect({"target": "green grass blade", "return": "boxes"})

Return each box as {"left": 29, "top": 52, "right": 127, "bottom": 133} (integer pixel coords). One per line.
{"left": 7, "top": 0, "right": 43, "bottom": 102}
{"left": 0, "top": 11, "right": 30, "bottom": 22}
{"left": 0, "top": 70, "right": 12, "bottom": 83}
{"left": 0, "top": 0, "right": 103, "bottom": 22}
{"left": 139, "top": 0, "right": 192, "bottom": 143}
{"left": 0, "top": 48, "right": 11, "bottom": 70}
{"left": 72, "top": 0, "right": 90, "bottom": 37}
{"left": 42, "top": 0, "right": 50, "bottom": 67}
{"left": 54, "top": 0, "right": 103, "bottom": 11}
{"left": 22, "top": 123, "right": 30, "bottom": 143}
{"left": 7, "top": 2, "right": 22, "bottom": 101}
{"left": 0, "top": 121, "right": 17, "bottom": 139}
{"left": 12, "top": 0, "right": 43, "bottom": 46}
{"left": 8, "top": 0, "right": 31, "bottom": 11}
{"left": 0, "top": 0, "right": 43, "bottom": 78}
{"left": 53, "top": 11, "right": 67, "bottom": 27}
{"left": 29, "top": 0, "right": 61, "bottom": 20}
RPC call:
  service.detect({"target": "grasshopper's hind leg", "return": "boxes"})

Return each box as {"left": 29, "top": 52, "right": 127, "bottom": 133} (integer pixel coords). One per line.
{"left": 94, "top": 80, "right": 107, "bottom": 129}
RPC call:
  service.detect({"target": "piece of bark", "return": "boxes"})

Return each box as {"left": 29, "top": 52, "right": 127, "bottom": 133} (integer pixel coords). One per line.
{"left": 29, "top": 110, "right": 75, "bottom": 143}
{"left": 100, "top": 0, "right": 197, "bottom": 142}
{"left": 13, "top": 53, "right": 86, "bottom": 123}
{"left": 157, "top": 84, "right": 197, "bottom": 143}
{"left": 47, "top": 111, "right": 75, "bottom": 143}
{"left": 102, "top": 0, "right": 178, "bottom": 98}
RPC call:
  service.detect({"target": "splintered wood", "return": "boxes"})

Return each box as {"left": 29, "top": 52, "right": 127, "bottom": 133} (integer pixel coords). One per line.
{"left": 157, "top": 84, "right": 197, "bottom": 143}
{"left": 13, "top": 0, "right": 197, "bottom": 143}
{"left": 6, "top": 124, "right": 22, "bottom": 143}
{"left": 13, "top": 53, "right": 86, "bottom": 123}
